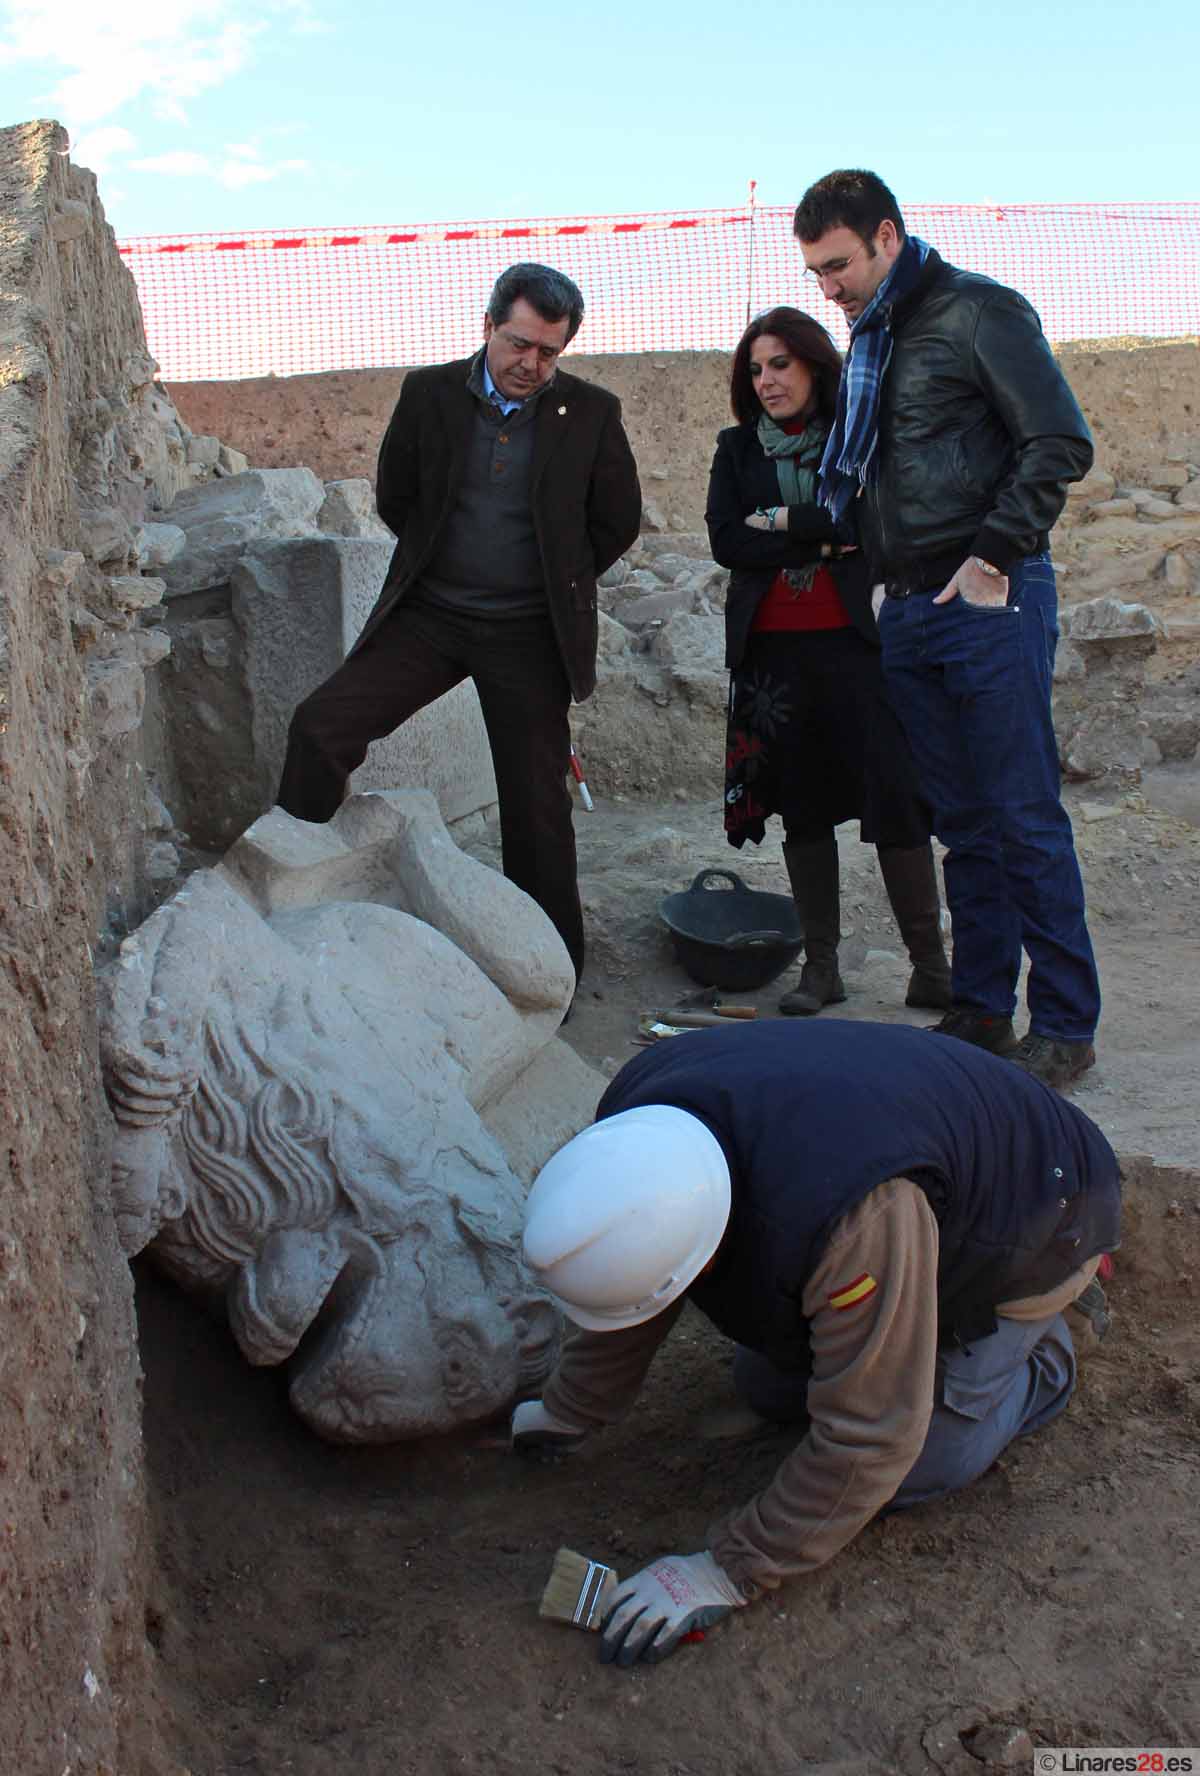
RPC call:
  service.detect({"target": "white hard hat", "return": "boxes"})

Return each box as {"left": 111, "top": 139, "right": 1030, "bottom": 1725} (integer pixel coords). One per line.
{"left": 522, "top": 1106, "right": 732, "bottom": 1331}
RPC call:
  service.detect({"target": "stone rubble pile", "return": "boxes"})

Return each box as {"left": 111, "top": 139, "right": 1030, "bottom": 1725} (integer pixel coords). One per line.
{"left": 1057, "top": 446, "right": 1200, "bottom": 604}
{"left": 570, "top": 527, "right": 729, "bottom": 801}
{"left": 574, "top": 470, "right": 1200, "bottom": 800}
{"left": 1054, "top": 596, "right": 1170, "bottom": 780}
{"left": 1051, "top": 445, "right": 1200, "bottom": 779}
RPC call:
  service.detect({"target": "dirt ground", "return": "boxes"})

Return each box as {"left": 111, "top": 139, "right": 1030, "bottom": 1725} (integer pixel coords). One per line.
{"left": 139, "top": 779, "right": 1200, "bottom": 1776}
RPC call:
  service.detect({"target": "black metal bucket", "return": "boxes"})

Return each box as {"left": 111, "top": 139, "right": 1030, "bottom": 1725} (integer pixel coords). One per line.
{"left": 659, "top": 868, "right": 803, "bottom": 992}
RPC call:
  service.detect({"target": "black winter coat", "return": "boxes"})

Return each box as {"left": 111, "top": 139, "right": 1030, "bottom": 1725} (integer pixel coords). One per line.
{"left": 358, "top": 358, "right": 642, "bottom": 702}
{"left": 705, "top": 423, "right": 876, "bottom": 670}
{"left": 858, "top": 250, "right": 1094, "bottom": 582}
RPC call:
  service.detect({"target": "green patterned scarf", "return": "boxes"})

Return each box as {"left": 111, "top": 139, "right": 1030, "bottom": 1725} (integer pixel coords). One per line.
{"left": 756, "top": 414, "right": 829, "bottom": 592}
{"left": 756, "top": 412, "right": 828, "bottom": 504}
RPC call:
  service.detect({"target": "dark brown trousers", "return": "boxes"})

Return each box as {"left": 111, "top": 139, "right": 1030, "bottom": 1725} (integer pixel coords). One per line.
{"left": 277, "top": 597, "right": 583, "bottom": 978}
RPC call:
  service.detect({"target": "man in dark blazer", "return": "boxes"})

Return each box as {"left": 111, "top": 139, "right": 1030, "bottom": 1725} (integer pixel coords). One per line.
{"left": 277, "top": 263, "right": 642, "bottom": 981}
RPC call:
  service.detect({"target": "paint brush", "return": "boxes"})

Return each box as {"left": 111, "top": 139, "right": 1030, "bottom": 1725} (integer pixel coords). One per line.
{"left": 650, "top": 1008, "right": 758, "bottom": 1028}
{"left": 538, "top": 1548, "right": 618, "bottom": 1631}
{"left": 538, "top": 1549, "right": 710, "bottom": 1647}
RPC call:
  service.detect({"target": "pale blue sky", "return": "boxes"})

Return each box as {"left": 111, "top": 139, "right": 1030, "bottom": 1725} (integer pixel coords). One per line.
{"left": 0, "top": 0, "right": 1196, "bottom": 239}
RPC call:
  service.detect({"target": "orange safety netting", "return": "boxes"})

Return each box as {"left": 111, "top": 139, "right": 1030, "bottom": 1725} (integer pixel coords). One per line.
{"left": 119, "top": 200, "right": 1200, "bottom": 382}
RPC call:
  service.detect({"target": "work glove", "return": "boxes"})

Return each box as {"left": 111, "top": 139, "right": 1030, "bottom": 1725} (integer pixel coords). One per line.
{"left": 510, "top": 1398, "right": 590, "bottom": 1454}
{"left": 599, "top": 1551, "right": 747, "bottom": 1666}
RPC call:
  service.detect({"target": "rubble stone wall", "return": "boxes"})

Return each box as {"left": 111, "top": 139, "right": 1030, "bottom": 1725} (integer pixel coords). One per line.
{"left": 0, "top": 120, "right": 184, "bottom": 1771}
{"left": 168, "top": 341, "right": 1200, "bottom": 542}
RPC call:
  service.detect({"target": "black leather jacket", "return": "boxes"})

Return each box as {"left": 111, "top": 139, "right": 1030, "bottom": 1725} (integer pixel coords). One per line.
{"left": 706, "top": 423, "right": 875, "bottom": 670}
{"left": 857, "top": 251, "right": 1093, "bottom": 585}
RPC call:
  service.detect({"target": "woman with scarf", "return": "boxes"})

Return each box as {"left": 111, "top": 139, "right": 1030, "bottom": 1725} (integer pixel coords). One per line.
{"left": 706, "top": 307, "right": 949, "bottom": 1016}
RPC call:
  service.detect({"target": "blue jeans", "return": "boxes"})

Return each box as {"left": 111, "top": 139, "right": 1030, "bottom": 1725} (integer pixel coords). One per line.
{"left": 733, "top": 1312, "right": 1077, "bottom": 1508}
{"left": 877, "top": 554, "right": 1100, "bottom": 1041}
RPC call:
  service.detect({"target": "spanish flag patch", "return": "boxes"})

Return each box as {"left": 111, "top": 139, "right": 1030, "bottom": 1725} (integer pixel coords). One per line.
{"left": 827, "top": 1272, "right": 878, "bottom": 1311}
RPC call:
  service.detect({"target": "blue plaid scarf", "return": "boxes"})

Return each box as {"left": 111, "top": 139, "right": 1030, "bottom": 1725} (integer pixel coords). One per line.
{"left": 818, "top": 235, "right": 932, "bottom": 530}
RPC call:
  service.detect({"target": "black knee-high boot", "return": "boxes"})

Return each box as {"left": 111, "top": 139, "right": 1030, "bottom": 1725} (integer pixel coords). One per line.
{"left": 875, "top": 842, "right": 952, "bottom": 1010}
{"left": 779, "top": 835, "right": 847, "bottom": 1016}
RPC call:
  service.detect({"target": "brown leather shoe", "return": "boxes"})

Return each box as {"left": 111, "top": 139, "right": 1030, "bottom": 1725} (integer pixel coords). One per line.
{"left": 1011, "top": 1033, "right": 1096, "bottom": 1090}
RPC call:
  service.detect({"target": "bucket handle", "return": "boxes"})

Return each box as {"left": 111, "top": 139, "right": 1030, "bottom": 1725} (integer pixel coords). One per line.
{"left": 687, "top": 868, "right": 754, "bottom": 896}
{"left": 726, "top": 928, "right": 789, "bottom": 948}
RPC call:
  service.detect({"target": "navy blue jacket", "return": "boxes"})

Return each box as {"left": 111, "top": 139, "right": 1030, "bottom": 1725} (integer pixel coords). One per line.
{"left": 597, "top": 1020, "right": 1120, "bottom": 1359}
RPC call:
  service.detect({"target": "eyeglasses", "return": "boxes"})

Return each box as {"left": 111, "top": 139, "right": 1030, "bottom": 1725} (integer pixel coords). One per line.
{"left": 802, "top": 243, "right": 866, "bottom": 287}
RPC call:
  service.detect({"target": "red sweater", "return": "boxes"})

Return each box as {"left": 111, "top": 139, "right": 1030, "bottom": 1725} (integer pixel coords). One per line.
{"left": 750, "top": 419, "right": 850, "bottom": 634}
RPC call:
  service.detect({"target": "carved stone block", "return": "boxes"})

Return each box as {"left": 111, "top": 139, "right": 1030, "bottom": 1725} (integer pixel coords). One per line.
{"left": 98, "top": 791, "right": 604, "bottom": 1443}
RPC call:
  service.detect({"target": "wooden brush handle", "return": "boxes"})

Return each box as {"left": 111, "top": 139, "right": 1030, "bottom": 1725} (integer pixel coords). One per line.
{"left": 652, "top": 1008, "right": 758, "bottom": 1028}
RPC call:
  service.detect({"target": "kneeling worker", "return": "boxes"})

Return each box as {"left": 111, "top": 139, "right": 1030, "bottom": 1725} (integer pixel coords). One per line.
{"left": 514, "top": 1019, "right": 1119, "bottom": 1666}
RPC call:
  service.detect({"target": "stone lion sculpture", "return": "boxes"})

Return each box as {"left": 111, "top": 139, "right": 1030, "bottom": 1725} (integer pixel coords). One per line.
{"left": 98, "top": 790, "right": 604, "bottom": 1443}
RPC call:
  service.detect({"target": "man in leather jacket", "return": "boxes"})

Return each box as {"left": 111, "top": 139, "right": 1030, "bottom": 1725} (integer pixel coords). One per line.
{"left": 793, "top": 170, "right": 1101, "bottom": 1091}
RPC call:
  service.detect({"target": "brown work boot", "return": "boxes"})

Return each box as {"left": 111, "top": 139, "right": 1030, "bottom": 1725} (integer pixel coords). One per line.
{"left": 929, "top": 1007, "right": 1019, "bottom": 1057}
{"left": 1011, "top": 1033, "right": 1096, "bottom": 1090}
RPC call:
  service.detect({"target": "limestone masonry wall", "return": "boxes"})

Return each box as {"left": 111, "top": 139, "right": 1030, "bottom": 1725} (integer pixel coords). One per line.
{"left": 0, "top": 118, "right": 177, "bottom": 1774}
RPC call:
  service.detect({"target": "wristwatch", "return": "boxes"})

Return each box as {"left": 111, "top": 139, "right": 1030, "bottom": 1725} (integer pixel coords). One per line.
{"left": 972, "top": 556, "right": 1004, "bottom": 578}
